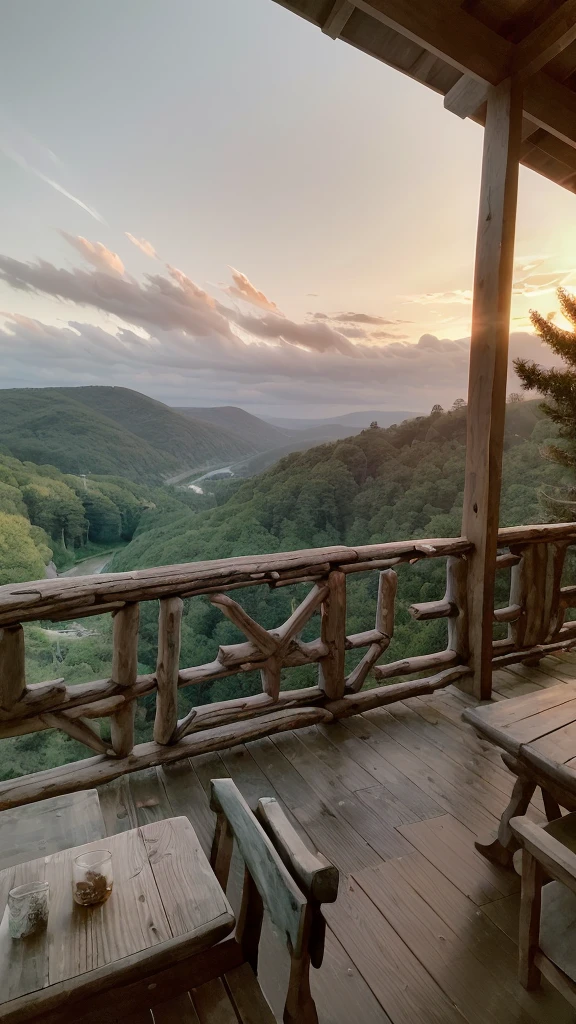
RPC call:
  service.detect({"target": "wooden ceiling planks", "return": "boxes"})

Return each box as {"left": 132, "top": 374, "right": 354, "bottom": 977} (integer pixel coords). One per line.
{"left": 271, "top": 0, "right": 576, "bottom": 194}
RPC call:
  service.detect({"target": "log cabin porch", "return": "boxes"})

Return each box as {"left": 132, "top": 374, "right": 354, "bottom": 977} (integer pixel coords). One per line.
{"left": 4, "top": 0, "right": 576, "bottom": 1020}
{"left": 94, "top": 656, "right": 576, "bottom": 1024}
{"left": 4, "top": 661, "right": 576, "bottom": 1024}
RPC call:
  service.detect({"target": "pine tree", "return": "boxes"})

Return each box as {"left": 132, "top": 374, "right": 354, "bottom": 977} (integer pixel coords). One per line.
{"left": 514, "top": 287, "right": 576, "bottom": 517}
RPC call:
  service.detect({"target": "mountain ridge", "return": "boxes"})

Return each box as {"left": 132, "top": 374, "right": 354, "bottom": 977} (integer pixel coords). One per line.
{"left": 0, "top": 387, "right": 255, "bottom": 483}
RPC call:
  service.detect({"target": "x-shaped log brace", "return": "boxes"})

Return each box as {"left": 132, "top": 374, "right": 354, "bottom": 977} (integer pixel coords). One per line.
{"left": 211, "top": 584, "right": 330, "bottom": 699}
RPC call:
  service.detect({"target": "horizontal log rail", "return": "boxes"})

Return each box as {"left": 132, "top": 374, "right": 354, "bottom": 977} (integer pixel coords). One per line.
{"left": 0, "top": 524, "right": 574, "bottom": 809}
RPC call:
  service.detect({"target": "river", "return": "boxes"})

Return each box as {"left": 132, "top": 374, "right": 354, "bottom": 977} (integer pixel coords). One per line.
{"left": 59, "top": 553, "right": 112, "bottom": 577}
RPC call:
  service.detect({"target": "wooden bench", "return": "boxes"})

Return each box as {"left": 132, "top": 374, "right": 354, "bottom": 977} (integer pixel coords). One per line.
{"left": 463, "top": 682, "right": 576, "bottom": 865}
{"left": 0, "top": 789, "right": 105, "bottom": 870}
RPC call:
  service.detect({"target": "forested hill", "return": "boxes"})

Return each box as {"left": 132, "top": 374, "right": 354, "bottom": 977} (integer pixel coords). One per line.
{"left": 110, "top": 398, "right": 565, "bottom": 573}
{"left": 0, "top": 387, "right": 255, "bottom": 483}
{"left": 0, "top": 451, "right": 189, "bottom": 584}
{"left": 2, "top": 398, "right": 567, "bottom": 780}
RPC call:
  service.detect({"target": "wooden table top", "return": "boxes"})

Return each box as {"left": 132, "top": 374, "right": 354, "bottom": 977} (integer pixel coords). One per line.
{"left": 463, "top": 682, "right": 576, "bottom": 787}
{"left": 0, "top": 815, "right": 234, "bottom": 1016}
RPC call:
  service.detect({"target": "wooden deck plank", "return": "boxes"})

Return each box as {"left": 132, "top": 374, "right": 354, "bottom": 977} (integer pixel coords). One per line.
{"left": 247, "top": 735, "right": 383, "bottom": 875}
{"left": 129, "top": 767, "right": 174, "bottom": 825}
{"left": 271, "top": 731, "right": 413, "bottom": 860}
{"left": 391, "top": 698, "right": 516, "bottom": 796}
{"left": 359, "top": 853, "right": 573, "bottom": 1024}
{"left": 398, "top": 814, "right": 519, "bottom": 904}
{"left": 295, "top": 725, "right": 384, "bottom": 792}
{"left": 152, "top": 992, "right": 200, "bottom": 1023}
{"left": 98, "top": 775, "right": 138, "bottom": 835}
{"left": 353, "top": 860, "right": 540, "bottom": 1024}
{"left": 406, "top": 694, "right": 515, "bottom": 777}
{"left": 192, "top": 978, "right": 239, "bottom": 1024}
{"left": 158, "top": 759, "right": 215, "bottom": 859}
{"left": 363, "top": 706, "right": 517, "bottom": 822}
{"left": 505, "top": 662, "right": 575, "bottom": 688}
{"left": 325, "top": 878, "right": 469, "bottom": 1024}
{"left": 343, "top": 713, "right": 501, "bottom": 837}
{"left": 482, "top": 894, "right": 523, "bottom": 942}
{"left": 219, "top": 743, "right": 279, "bottom": 809}
{"left": 317, "top": 719, "right": 446, "bottom": 820}
{"left": 312, "top": 926, "right": 394, "bottom": 1024}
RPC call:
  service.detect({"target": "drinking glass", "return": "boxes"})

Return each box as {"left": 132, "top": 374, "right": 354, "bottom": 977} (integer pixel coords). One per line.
{"left": 72, "top": 849, "right": 113, "bottom": 906}
{"left": 8, "top": 880, "right": 50, "bottom": 938}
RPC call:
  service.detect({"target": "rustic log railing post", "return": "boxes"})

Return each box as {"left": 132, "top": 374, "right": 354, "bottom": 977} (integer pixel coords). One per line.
{"left": 446, "top": 555, "right": 469, "bottom": 662}
{"left": 0, "top": 624, "right": 26, "bottom": 711}
{"left": 110, "top": 603, "right": 140, "bottom": 757}
{"left": 509, "top": 542, "right": 568, "bottom": 649}
{"left": 154, "top": 596, "right": 183, "bottom": 744}
{"left": 462, "top": 76, "right": 523, "bottom": 699}
{"left": 346, "top": 569, "right": 396, "bottom": 693}
{"left": 318, "top": 571, "right": 346, "bottom": 699}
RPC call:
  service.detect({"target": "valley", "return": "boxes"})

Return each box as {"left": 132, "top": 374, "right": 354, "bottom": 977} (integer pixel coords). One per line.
{"left": 0, "top": 387, "right": 567, "bottom": 782}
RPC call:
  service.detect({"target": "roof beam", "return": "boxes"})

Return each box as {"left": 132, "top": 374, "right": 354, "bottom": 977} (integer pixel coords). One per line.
{"left": 322, "top": 0, "right": 355, "bottom": 39}
{"left": 353, "top": 0, "right": 576, "bottom": 148}
{"left": 353, "top": 0, "right": 509, "bottom": 82}
{"left": 444, "top": 77, "right": 488, "bottom": 118}
{"left": 513, "top": 0, "right": 576, "bottom": 78}
{"left": 445, "top": 0, "right": 576, "bottom": 119}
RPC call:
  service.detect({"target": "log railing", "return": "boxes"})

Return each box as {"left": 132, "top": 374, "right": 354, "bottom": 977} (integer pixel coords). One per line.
{"left": 493, "top": 523, "right": 576, "bottom": 667}
{"left": 0, "top": 524, "right": 574, "bottom": 810}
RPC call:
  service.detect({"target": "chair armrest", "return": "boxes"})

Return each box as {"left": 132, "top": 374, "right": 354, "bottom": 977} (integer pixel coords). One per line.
{"left": 511, "top": 815, "right": 576, "bottom": 897}
{"left": 257, "top": 797, "right": 339, "bottom": 904}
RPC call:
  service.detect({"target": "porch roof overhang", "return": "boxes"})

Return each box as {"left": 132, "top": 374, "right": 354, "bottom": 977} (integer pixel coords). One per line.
{"left": 272, "top": 0, "right": 576, "bottom": 195}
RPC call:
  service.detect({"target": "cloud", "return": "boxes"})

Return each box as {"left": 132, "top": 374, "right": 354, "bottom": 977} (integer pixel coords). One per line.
{"left": 0, "top": 132, "right": 103, "bottom": 222}
{"left": 0, "top": 254, "right": 236, "bottom": 341}
{"left": 512, "top": 271, "right": 573, "bottom": 297}
{"left": 224, "top": 267, "right": 281, "bottom": 313}
{"left": 0, "top": 240, "right": 565, "bottom": 412}
{"left": 125, "top": 233, "right": 158, "bottom": 259}
{"left": 0, "top": 251, "right": 364, "bottom": 355}
{"left": 405, "top": 289, "right": 474, "bottom": 306}
{"left": 61, "top": 233, "right": 125, "bottom": 277}
{"left": 0, "top": 312, "right": 562, "bottom": 414}
{"left": 310, "top": 310, "right": 400, "bottom": 325}
{"left": 233, "top": 309, "right": 356, "bottom": 354}
{"left": 371, "top": 329, "right": 409, "bottom": 340}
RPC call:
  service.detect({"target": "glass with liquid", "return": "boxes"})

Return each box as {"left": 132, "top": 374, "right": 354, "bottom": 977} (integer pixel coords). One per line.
{"left": 72, "top": 850, "right": 113, "bottom": 906}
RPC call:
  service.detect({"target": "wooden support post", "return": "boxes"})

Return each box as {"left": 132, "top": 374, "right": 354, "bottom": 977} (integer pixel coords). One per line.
{"left": 519, "top": 851, "right": 543, "bottom": 990}
{"left": 318, "top": 571, "right": 346, "bottom": 699}
{"left": 462, "top": 77, "right": 523, "bottom": 699}
{"left": 0, "top": 624, "right": 26, "bottom": 710}
{"left": 154, "top": 596, "right": 183, "bottom": 744}
{"left": 110, "top": 603, "right": 139, "bottom": 757}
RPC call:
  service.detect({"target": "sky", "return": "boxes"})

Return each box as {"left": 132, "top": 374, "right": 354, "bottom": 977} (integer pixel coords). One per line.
{"left": 0, "top": 0, "right": 575, "bottom": 418}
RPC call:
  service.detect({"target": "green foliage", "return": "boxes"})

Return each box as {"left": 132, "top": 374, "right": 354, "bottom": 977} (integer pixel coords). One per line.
{"left": 515, "top": 288, "right": 576, "bottom": 519}
{"left": 0, "top": 386, "right": 254, "bottom": 484}
{"left": 0, "top": 453, "right": 192, "bottom": 585}
{"left": 4, "top": 396, "right": 567, "bottom": 781}
{"left": 0, "top": 513, "right": 49, "bottom": 583}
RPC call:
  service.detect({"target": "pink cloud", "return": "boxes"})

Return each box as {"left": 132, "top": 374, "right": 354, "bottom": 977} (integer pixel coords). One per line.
{"left": 61, "top": 233, "right": 125, "bottom": 277}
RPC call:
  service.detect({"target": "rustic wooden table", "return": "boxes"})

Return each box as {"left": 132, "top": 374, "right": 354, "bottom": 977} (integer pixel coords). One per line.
{"left": 0, "top": 815, "right": 235, "bottom": 1024}
{"left": 464, "top": 682, "right": 576, "bottom": 865}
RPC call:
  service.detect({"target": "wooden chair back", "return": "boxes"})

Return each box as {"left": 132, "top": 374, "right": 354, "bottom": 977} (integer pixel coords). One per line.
{"left": 511, "top": 812, "right": 576, "bottom": 1009}
{"left": 210, "top": 778, "right": 339, "bottom": 1024}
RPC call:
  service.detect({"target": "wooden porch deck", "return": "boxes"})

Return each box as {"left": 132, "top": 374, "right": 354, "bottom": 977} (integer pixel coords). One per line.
{"left": 90, "top": 652, "right": 576, "bottom": 1024}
